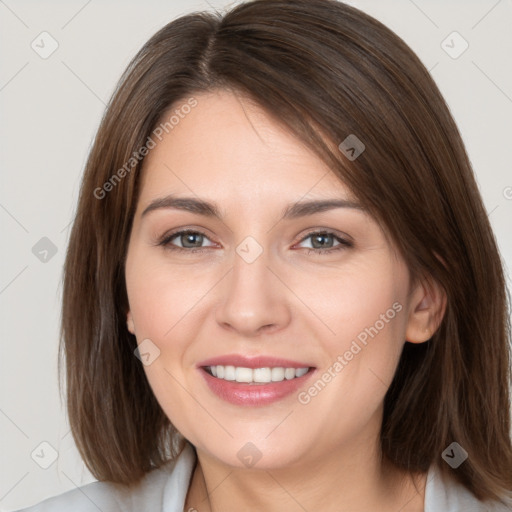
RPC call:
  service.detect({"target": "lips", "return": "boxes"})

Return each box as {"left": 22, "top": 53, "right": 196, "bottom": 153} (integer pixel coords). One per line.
{"left": 198, "top": 354, "right": 314, "bottom": 369}
{"left": 197, "top": 354, "right": 316, "bottom": 406}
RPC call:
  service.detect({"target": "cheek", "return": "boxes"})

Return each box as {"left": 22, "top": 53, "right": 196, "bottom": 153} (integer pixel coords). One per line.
{"left": 125, "top": 248, "right": 221, "bottom": 395}
{"left": 125, "top": 251, "right": 205, "bottom": 428}
{"left": 334, "top": 278, "right": 406, "bottom": 351}
{"left": 299, "top": 259, "right": 409, "bottom": 397}
{"left": 126, "top": 249, "right": 205, "bottom": 339}
{"left": 294, "top": 258, "right": 408, "bottom": 353}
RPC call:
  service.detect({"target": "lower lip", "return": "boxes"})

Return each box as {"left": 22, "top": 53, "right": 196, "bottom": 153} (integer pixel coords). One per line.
{"left": 199, "top": 367, "right": 315, "bottom": 406}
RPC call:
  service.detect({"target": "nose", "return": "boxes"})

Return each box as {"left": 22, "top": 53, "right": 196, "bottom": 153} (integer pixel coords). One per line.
{"left": 214, "top": 247, "right": 292, "bottom": 337}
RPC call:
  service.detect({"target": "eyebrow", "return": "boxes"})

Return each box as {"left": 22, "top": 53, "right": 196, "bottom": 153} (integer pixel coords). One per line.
{"left": 141, "top": 195, "right": 364, "bottom": 220}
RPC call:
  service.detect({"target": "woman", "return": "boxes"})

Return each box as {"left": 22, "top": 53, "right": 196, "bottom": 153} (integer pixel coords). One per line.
{"left": 16, "top": 0, "right": 512, "bottom": 510}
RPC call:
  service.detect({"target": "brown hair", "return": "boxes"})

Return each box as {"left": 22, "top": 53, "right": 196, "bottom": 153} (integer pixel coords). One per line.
{"left": 60, "top": 0, "right": 512, "bottom": 504}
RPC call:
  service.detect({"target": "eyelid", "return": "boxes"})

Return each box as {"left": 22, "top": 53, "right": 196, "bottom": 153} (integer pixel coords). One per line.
{"left": 155, "top": 227, "right": 217, "bottom": 248}
{"left": 299, "top": 227, "right": 354, "bottom": 243}
{"left": 294, "top": 228, "right": 353, "bottom": 247}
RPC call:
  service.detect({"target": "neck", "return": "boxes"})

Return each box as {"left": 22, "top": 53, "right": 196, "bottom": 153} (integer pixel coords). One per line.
{"left": 184, "top": 435, "right": 426, "bottom": 512}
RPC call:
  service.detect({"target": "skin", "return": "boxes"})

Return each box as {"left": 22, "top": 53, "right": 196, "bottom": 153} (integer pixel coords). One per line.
{"left": 124, "top": 89, "right": 446, "bottom": 512}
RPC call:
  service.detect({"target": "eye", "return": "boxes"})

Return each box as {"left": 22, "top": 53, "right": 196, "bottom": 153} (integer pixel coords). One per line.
{"left": 157, "top": 229, "right": 216, "bottom": 253}
{"left": 295, "top": 230, "right": 353, "bottom": 255}
{"left": 156, "top": 229, "right": 353, "bottom": 256}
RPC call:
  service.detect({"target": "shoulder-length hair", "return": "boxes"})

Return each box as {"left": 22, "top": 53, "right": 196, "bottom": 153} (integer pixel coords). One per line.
{"left": 60, "top": 0, "right": 512, "bottom": 503}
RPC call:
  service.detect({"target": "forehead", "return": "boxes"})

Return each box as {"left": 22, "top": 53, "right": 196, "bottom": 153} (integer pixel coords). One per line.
{"left": 136, "top": 89, "right": 356, "bottom": 211}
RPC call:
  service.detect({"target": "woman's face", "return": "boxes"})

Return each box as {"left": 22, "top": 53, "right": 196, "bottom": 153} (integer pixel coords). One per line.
{"left": 125, "top": 89, "right": 426, "bottom": 470}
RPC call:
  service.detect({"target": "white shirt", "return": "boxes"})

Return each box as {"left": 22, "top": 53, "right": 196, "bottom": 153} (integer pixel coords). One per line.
{"left": 14, "top": 442, "right": 512, "bottom": 512}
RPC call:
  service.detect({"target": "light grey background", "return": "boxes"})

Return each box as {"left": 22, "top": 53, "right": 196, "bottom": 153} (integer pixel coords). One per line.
{"left": 1, "top": 0, "right": 511, "bottom": 510}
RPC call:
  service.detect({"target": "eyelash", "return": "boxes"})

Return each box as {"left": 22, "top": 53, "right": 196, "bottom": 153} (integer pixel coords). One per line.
{"left": 156, "top": 229, "right": 353, "bottom": 256}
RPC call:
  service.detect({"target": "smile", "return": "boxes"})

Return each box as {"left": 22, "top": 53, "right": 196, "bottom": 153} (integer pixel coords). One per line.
{"left": 197, "top": 355, "right": 316, "bottom": 406}
{"left": 205, "top": 365, "right": 310, "bottom": 384}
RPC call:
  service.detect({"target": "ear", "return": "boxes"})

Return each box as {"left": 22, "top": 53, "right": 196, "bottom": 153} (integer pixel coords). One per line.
{"left": 405, "top": 275, "right": 447, "bottom": 343}
{"left": 126, "top": 310, "right": 136, "bottom": 335}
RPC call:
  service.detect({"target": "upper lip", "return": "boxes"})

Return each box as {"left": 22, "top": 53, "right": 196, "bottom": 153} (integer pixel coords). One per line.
{"left": 197, "top": 354, "right": 314, "bottom": 369}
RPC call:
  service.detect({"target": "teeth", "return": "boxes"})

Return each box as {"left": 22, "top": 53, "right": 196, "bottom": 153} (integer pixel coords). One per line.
{"left": 254, "top": 367, "right": 272, "bottom": 382}
{"left": 207, "top": 365, "right": 310, "bottom": 384}
{"left": 236, "top": 367, "right": 253, "bottom": 383}
{"left": 224, "top": 365, "right": 236, "bottom": 380}
{"left": 284, "top": 368, "right": 295, "bottom": 380}
{"left": 295, "top": 367, "right": 309, "bottom": 377}
{"left": 271, "top": 367, "right": 284, "bottom": 381}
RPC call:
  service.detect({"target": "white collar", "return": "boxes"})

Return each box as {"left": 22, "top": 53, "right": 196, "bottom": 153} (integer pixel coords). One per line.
{"left": 164, "top": 442, "right": 511, "bottom": 511}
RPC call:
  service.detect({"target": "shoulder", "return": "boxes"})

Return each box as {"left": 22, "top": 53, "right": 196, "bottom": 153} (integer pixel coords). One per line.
{"left": 13, "top": 442, "right": 197, "bottom": 512}
{"left": 424, "top": 464, "right": 512, "bottom": 512}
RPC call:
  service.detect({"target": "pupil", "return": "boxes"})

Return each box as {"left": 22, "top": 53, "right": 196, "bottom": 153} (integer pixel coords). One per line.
{"left": 184, "top": 233, "right": 201, "bottom": 247}
{"left": 313, "top": 233, "right": 332, "bottom": 248}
